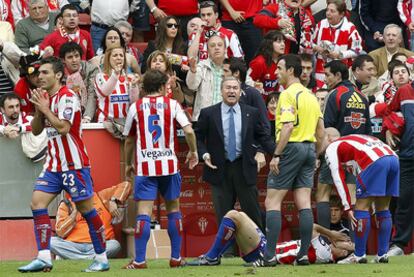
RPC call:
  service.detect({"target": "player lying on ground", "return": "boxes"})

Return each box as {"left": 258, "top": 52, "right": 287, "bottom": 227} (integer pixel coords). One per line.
{"left": 187, "top": 210, "right": 354, "bottom": 266}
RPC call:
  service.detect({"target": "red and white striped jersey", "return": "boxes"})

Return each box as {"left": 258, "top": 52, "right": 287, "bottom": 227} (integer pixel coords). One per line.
{"left": 325, "top": 135, "right": 397, "bottom": 210}
{"left": 44, "top": 86, "right": 90, "bottom": 172}
{"left": 0, "top": 111, "right": 33, "bottom": 135}
{"left": 276, "top": 236, "right": 333, "bottom": 264}
{"left": 312, "top": 17, "right": 362, "bottom": 81}
{"left": 189, "top": 23, "right": 244, "bottom": 61}
{"left": 95, "top": 73, "right": 130, "bottom": 122}
{"left": 123, "top": 95, "right": 190, "bottom": 176}
{"left": 397, "top": 0, "right": 413, "bottom": 27}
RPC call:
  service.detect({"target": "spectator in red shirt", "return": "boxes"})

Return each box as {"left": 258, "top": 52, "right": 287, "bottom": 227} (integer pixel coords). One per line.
{"left": 145, "top": 0, "right": 199, "bottom": 40}
{"left": 254, "top": 0, "right": 314, "bottom": 54}
{"left": 219, "top": 0, "right": 264, "bottom": 64}
{"left": 0, "top": 0, "right": 14, "bottom": 29}
{"left": 248, "top": 30, "right": 285, "bottom": 100}
{"left": 40, "top": 4, "right": 94, "bottom": 60}
{"left": 14, "top": 54, "right": 42, "bottom": 115}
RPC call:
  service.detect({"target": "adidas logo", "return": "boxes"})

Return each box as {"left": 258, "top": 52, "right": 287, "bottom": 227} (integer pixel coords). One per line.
{"left": 346, "top": 93, "right": 366, "bottom": 109}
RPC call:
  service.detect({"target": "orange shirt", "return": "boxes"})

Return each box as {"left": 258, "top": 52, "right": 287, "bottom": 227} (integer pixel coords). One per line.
{"left": 55, "top": 181, "right": 131, "bottom": 243}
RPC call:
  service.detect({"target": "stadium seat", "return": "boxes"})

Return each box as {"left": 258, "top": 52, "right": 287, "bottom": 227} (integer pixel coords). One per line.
{"left": 182, "top": 212, "right": 218, "bottom": 257}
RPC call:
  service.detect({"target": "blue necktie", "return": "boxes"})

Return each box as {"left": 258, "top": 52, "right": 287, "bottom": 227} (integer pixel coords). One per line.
{"left": 227, "top": 107, "right": 237, "bottom": 162}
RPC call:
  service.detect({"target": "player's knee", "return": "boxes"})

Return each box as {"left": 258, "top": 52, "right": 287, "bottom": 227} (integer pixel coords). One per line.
{"left": 265, "top": 197, "right": 280, "bottom": 211}
{"left": 30, "top": 200, "right": 44, "bottom": 210}
{"left": 225, "top": 210, "right": 240, "bottom": 220}
{"left": 165, "top": 199, "right": 180, "bottom": 212}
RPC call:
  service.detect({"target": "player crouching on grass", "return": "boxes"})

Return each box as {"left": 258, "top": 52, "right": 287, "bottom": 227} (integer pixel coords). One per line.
{"left": 322, "top": 128, "right": 399, "bottom": 264}
{"left": 187, "top": 210, "right": 354, "bottom": 266}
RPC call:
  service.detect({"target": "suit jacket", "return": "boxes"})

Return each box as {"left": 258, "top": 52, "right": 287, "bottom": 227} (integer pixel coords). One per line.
{"left": 369, "top": 47, "right": 414, "bottom": 77}
{"left": 195, "top": 103, "right": 276, "bottom": 185}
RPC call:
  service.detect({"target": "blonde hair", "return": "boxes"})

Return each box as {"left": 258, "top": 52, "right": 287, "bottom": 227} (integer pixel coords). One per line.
{"left": 103, "top": 44, "right": 127, "bottom": 76}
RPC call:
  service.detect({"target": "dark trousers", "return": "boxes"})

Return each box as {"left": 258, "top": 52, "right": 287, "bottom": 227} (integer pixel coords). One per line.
{"left": 211, "top": 159, "right": 263, "bottom": 231}
{"left": 391, "top": 158, "right": 414, "bottom": 248}
{"left": 221, "top": 19, "right": 263, "bottom": 65}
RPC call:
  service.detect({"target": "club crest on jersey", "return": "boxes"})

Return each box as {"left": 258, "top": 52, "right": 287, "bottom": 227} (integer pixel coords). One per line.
{"left": 344, "top": 112, "right": 366, "bottom": 129}
{"left": 63, "top": 107, "right": 73, "bottom": 120}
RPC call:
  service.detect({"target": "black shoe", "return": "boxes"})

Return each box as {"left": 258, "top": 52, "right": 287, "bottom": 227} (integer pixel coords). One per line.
{"left": 295, "top": 255, "right": 310, "bottom": 266}
{"left": 252, "top": 254, "right": 277, "bottom": 267}
{"left": 186, "top": 255, "right": 221, "bottom": 266}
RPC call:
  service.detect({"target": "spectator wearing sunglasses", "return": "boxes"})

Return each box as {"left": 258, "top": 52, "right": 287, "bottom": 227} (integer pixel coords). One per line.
{"left": 142, "top": 16, "right": 189, "bottom": 82}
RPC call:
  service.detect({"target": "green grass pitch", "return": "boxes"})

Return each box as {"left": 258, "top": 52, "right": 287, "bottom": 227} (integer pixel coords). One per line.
{"left": 1, "top": 256, "right": 414, "bottom": 277}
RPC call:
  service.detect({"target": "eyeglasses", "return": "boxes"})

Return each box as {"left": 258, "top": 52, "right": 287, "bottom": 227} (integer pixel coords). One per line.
{"left": 167, "top": 23, "right": 179, "bottom": 29}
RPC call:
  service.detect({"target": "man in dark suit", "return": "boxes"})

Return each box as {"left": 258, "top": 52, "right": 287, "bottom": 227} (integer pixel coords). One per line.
{"left": 195, "top": 76, "right": 276, "bottom": 232}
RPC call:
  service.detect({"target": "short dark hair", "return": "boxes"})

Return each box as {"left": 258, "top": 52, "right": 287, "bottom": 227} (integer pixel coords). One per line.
{"left": 59, "top": 42, "right": 83, "bottom": 59}
{"left": 351, "top": 54, "right": 374, "bottom": 71}
{"left": 299, "top": 53, "right": 313, "bottom": 64}
{"left": 391, "top": 52, "right": 407, "bottom": 62}
{"left": 278, "top": 54, "right": 302, "bottom": 78}
{"left": 199, "top": 1, "right": 218, "bottom": 13}
{"left": 324, "top": 60, "right": 349, "bottom": 80}
{"left": 101, "top": 27, "right": 126, "bottom": 53}
{"left": 54, "top": 12, "right": 62, "bottom": 26}
{"left": 40, "top": 57, "right": 65, "bottom": 83}
{"left": 0, "top": 93, "right": 21, "bottom": 109}
{"left": 223, "top": 57, "right": 247, "bottom": 83}
{"left": 142, "top": 70, "right": 169, "bottom": 95}
{"left": 388, "top": 60, "right": 410, "bottom": 76}
{"left": 316, "top": 88, "right": 329, "bottom": 94}
{"left": 266, "top": 92, "right": 280, "bottom": 106}
{"left": 60, "top": 4, "right": 78, "bottom": 15}
{"left": 329, "top": 195, "right": 344, "bottom": 209}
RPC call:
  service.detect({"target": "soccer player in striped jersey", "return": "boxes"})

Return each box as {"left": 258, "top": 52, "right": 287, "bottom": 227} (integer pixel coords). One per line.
{"left": 18, "top": 57, "right": 109, "bottom": 273}
{"left": 122, "top": 69, "right": 198, "bottom": 269}
{"left": 323, "top": 128, "right": 399, "bottom": 264}
{"left": 187, "top": 210, "right": 353, "bottom": 266}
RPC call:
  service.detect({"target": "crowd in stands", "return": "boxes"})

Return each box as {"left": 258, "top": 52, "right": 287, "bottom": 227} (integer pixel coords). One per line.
{"left": 1, "top": 0, "right": 413, "bottom": 261}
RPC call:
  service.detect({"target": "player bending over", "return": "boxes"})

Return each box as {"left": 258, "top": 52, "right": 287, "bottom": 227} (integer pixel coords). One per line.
{"left": 322, "top": 128, "right": 399, "bottom": 264}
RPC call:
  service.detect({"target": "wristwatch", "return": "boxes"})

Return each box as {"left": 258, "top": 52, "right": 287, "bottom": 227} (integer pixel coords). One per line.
{"left": 110, "top": 197, "right": 117, "bottom": 203}
{"left": 273, "top": 154, "right": 281, "bottom": 159}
